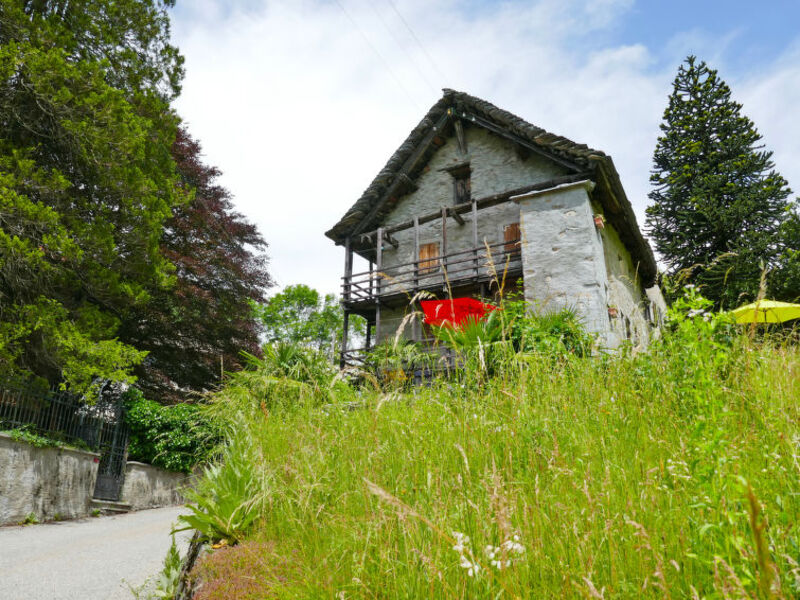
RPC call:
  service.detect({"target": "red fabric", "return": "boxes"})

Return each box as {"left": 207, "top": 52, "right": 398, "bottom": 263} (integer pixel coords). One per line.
{"left": 420, "top": 298, "right": 498, "bottom": 328}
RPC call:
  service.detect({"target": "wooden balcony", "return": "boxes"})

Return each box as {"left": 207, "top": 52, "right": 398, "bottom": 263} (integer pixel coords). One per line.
{"left": 342, "top": 240, "right": 522, "bottom": 310}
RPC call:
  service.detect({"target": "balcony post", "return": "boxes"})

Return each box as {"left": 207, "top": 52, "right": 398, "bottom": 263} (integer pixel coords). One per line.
{"left": 472, "top": 200, "right": 479, "bottom": 279}
{"left": 375, "top": 228, "right": 383, "bottom": 297}
{"left": 343, "top": 236, "right": 353, "bottom": 302}
{"left": 413, "top": 216, "right": 419, "bottom": 289}
{"left": 375, "top": 227, "right": 383, "bottom": 343}
{"left": 340, "top": 237, "right": 353, "bottom": 368}
{"left": 340, "top": 310, "right": 349, "bottom": 369}
{"left": 440, "top": 207, "right": 447, "bottom": 279}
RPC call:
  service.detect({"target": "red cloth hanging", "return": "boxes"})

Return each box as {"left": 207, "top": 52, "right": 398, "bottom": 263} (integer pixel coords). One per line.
{"left": 420, "top": 298, "right": 498, "bottom": 328}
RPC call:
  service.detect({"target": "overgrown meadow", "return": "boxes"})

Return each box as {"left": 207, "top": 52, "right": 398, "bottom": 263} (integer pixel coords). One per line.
{"left": 181, "top": 295, "right": 800, "bottom": 599}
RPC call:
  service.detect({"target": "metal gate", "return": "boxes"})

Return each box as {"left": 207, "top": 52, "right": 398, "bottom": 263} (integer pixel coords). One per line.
{"left": 92, "top": 398, "right": 130, "bottom": 502}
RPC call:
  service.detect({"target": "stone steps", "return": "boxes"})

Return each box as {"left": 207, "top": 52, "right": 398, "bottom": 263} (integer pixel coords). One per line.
{"left": 90, "top": 499, "right": 132, "bottom": 515}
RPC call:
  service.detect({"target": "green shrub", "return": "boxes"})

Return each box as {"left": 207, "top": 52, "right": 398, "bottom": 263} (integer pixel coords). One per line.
{"left": 124, "top": 389, "right": 219, "bottom": 474}
{"left": 152, "top": 534, "right": 182, "bottom": 599}
{"left": 178, "top": 435, "right": 268, "bottom": 545}
{"left": 502, "top": 299, "right": 595, "bottom": 357}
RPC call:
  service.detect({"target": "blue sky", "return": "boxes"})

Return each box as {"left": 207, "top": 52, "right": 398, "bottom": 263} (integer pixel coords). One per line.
{"left": 616, "top": 0, "right": 799, "bottom": 68}
{"left": 169, "top": 0, "right": 800, "bottom": 295}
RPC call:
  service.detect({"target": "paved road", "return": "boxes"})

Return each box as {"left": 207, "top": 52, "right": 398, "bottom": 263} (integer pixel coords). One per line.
{"left": 0, "top": 506, "right": 192, "bottom": 600}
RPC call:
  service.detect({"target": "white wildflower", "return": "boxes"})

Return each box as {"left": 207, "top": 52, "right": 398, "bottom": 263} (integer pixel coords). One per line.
{"left": 452, "top": 532, "right": 481, "bottom": 577}
{"left": 452, "top": 531, "right": 470, "bottom": 554}
{"left": 484, "top": 535, "right": 525, "bottom": 570}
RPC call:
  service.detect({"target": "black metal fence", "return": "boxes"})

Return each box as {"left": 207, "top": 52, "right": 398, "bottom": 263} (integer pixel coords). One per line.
{"left": 0, "top": 383, "right": 112, "bottom": 450}
{"left": 0, "top": 381, "right": 131, "bottom": 501}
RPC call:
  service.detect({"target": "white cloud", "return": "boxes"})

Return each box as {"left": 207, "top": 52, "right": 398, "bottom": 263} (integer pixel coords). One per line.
{"left": 170, "top": 0, "right": 799, "bottom": 296}
{"left": 737, "top": 43, "right": 800, "bottom": 197}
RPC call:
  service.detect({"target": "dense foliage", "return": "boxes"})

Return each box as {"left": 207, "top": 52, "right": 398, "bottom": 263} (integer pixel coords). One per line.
{"left": 646, "top": 56, "right": 794, "bottom": 308}
{"left": 773, "top": 208, "right": 800, "bottom": 302}
{"left": 0, "top": 0, "right": 185, "bottom": 390}
{"left": 119, "top": 129, "right": 272, "bottom": 401}
{"left": 181, "top": 294, "right": 800, "bottom": 598}
{"left": 366, "top": 302, "right": 596, "bottom": 384}
{"left": 124, "top": 389, "right": 218, "bottom": 474}
{"left": 254, "top": 284, "right": 363, "bottom": 359}
{"left": 0, "top": 3, "right": 272, "bottom": 396}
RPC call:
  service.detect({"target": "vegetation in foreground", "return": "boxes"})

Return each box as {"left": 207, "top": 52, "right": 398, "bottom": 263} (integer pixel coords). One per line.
{"left": 178, "top": 294, "right": 800, "bottom": 599}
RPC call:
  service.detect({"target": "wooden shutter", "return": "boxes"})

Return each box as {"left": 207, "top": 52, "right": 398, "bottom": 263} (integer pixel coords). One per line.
{"left": 419, "top": 242, "right": 439, "bottom": 274}
{"left": 504, "top": 223, "right": 521, "bottom": 257}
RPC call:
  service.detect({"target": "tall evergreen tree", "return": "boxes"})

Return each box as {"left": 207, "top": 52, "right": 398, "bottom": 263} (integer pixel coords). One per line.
{"left": 646, "top": 56, "right": 792, "bottom": 307}
{"left": 0, "top": 1, "right": 186, "bottom": 390}
{"left": 772, "top": 203, "right": 800, "bottom": 302}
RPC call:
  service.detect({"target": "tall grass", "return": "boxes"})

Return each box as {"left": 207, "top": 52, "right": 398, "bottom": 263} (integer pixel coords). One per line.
{"left": 187, "top": 304, "right": 800, "bottom": 598}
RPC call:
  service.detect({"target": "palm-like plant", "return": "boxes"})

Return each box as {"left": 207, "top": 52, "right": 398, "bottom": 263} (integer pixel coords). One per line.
{"left": 176, "top": 435, "right": 268, "bottom": 545}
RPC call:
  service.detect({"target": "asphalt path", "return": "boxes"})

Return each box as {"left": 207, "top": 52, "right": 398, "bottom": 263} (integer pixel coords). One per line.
{"left": 0, "top": 506, "right": 192, "bottom": 600}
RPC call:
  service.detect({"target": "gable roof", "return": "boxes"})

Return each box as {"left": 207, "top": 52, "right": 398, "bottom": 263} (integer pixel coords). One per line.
{"left": 326, "top": 89, "right": 657, "bottom": 285}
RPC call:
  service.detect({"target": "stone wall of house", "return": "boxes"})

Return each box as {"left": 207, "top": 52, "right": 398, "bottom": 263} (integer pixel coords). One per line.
{"left": 599, "top": 216, "right": 659, "bottom": 349}
{"left": 515, "top": 180, "right": 613, "bottom": 344}
{"left": 0, "top": 432, "right": 99, "bottom": 524}
{"left": 365, "top": 125, "right": 664, "bottom": 351}
{"left": 120, "top": 461, "right": 191, "bottom": 511}
{"left": 377, "top": 127, "right": 567, "bottom": 297}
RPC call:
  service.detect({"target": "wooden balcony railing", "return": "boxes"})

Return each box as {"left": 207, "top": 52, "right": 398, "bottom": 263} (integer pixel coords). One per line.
{"left": 342, "top": 240, "right": 521, "bottom": 303}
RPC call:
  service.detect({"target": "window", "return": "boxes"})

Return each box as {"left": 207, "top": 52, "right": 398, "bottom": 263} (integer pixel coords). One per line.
{"left": 419, "top": 242, "right": 439, "bottom": 274}
{"left": 450, "top": 165, "right": 471, "bottom": 204}
{"left": 503, "top": 222, "right": 521, "bottom": 259}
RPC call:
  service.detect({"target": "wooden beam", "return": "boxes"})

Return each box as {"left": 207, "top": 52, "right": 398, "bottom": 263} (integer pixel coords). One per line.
{"left": 375, "top": 227, "right": 383, "bottom": 343}
{"left": 361, "top": 230, "right": 398, "bottom": 249}
{"left": 376, "top": 227, "right": 383, "bottom": 294}
{"left": 396, "top": 173, "right": 418, "bottom": 195}
{"left": 472, "top": 200, "right": 479, "bottom": 278}
{"left": 343, "top": 236, "right": 353, "bottom": 301}
{"left": 368, "top": 260, "right": 374, "bottom": 297}
{"left": 375, "top": 303, "right": 382, "bottom": 346}
{"left": 340, "top": 311, "right": 349, "bottom": 369}
{"left": 351, "top": 111, "right": 451, "bottom": 237}
{"left": 465, "top": 112, "right": 584, "bottom": 173}
{"left": 354, "top": 172, "right": 593, "bottom": 247}
{"left": 413, "top": 216, "right": 420, "bottom": 289}
{"left": 441, "top": 207, "right": 447, "bottom": 274}
{"left": 454, "top": 118, "right": 467, "bottom": 155}
{"left": 449, "top": 207, "right": 465, "bottom": 226}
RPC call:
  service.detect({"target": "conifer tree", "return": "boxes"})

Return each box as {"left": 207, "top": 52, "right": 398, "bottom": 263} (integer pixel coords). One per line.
{"left": 646, "top": 56, "right": 792, "bottom": 307}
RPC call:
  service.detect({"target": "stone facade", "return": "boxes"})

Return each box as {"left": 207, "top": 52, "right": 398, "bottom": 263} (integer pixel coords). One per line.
{"left": 380, "top": 127, "right": 564, "bottom": 290}
{"left": 515, "top": 181, "right": 610, "bottom": 340}
{"left": 373, "top": 129, "right": 662, "bottom": 350}
{"left": 330, "top": 90, "right": 663, "bottom": 354}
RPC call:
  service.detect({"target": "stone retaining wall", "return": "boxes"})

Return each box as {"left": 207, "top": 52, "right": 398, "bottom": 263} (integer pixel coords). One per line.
{"left": 0, "top": 432, "right": 99, "bottom": 524}
{"left": 120, "top": 461, "right": 191, "bottom": 510}
{"left": 0, "top": 434, "right": 191, "bottom": 524}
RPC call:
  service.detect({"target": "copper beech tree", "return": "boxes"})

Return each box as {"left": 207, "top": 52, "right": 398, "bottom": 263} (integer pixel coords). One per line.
{"left": 119, "top": 128, "right": 272, "bottom": 402}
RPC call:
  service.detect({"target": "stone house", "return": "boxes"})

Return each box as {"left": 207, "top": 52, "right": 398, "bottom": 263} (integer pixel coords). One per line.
{"left": 326, "top": 90, "right": 665, "bottom": 364}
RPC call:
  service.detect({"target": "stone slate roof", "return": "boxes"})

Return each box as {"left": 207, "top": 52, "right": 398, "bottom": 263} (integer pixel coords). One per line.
{"left": 326, "top": 89, "right": 657, "bottom": 285}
